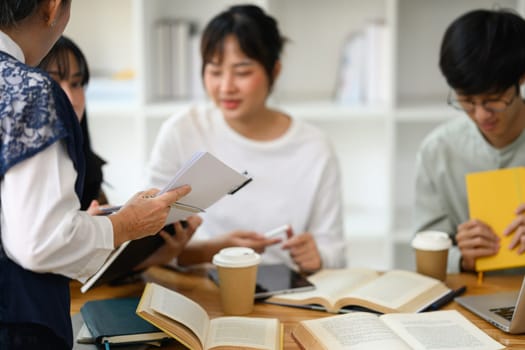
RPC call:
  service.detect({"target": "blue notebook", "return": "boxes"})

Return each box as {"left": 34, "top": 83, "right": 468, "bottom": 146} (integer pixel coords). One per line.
{"left": 80, "top": 297, "right": 170, "bottom": 346}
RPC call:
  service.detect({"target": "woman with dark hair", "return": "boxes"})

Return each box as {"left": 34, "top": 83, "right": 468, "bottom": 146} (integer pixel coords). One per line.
{"left": 146, "top": 4, "right": 345, "bottom": 273}
{"left": 0, "top": 1, "right": 191, "bottom": 348}
{"left": 38, "top": 36, "right": 108, "bottom": 211}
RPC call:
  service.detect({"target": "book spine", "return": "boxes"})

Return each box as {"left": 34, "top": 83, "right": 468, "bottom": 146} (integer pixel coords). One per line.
{"left": 155, "top": 20, "right": 173, "bottom": 100}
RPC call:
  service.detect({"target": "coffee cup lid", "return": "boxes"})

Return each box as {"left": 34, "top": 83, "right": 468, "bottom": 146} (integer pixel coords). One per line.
{"left": 212, "top": 247, "right": 261, "bottom": 268}
{"left": 411, "top": 231, "right": 452, "bottom": 251}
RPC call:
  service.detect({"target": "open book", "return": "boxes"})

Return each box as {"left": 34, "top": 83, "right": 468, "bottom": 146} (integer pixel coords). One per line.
{"left": 81, "top": 151, "right": 251, "bottom": 293}
{"left": 265, "top": 268, "right": 450, "bottom": 313}
{"left": 136, "top": 283, "right": 282, "bottom": 350}
{"left": 466, "top": 167, "right": 525, "bottom": 273}
{"left": 292, "top": 310, "right": 503, "bottom": 350}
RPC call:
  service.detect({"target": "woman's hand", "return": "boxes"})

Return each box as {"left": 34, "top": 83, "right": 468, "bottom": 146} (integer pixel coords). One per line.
{"left": 109, "top": 185, "right": 191, "bottom": 247}
{"left": 281, "top": 230, "right": 322, "bottom": 273}
{"left": 214, "top": 230, "right": 281, "bottom": 254}
{"left": 134, "top": 215, "right": 202, "bottom": 270}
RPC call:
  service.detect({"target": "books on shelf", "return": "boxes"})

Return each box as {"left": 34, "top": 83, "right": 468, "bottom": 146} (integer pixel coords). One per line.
{"left": 291, "top": 310, "right": 504, "bottom": 350}
{"left": 79, "top": 297, "right": 170, "bottom": 346}
{"left": 335, "top": 31, "right": 366, "bottom": 105}
{"left": 136, "top": 283, "right": 282, "bottom": 350}
{"left": 364, "top": 19, "right": 389, "bottom": 105}
{"left": 154, "top": 18, "right": 204, "bottom": 101}
{"left": 466, "top": 167, "right": 525, "bottom": 273}
{"left": 265, "top": 268, "right": 450, "bottom": 313}
{"left": 81, "top": 151, "right": 252, "bottom": 293}
{"left": 335, "top": 19, "right": 389, "bottom": 106}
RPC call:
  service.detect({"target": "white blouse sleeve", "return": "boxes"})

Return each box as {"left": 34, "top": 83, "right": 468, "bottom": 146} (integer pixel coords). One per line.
{"left": 1, "top": 141, "right": 114, "bottom": 282}
{"left": 308, "top": 149, "right": 346, "bottom": 268}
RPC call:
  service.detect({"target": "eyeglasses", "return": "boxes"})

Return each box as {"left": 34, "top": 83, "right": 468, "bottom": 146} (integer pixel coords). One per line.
{"left": 447, "top": 86, "right": 518, "bottom": 113}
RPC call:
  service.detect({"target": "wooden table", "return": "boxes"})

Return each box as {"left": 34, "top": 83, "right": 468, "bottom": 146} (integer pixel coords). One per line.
{"left": 70, "top": 267, "right": 525, "bottom": 349}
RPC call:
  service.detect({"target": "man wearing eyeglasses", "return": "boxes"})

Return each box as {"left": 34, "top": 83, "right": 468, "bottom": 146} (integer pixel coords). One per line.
{"left": 414, "top": 8, "right": 525, "bottom": 273}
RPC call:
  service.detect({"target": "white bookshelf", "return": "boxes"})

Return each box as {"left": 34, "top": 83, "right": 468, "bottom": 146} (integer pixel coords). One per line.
{"left": 65, "top": 0, "right": 523, "bottom": 270}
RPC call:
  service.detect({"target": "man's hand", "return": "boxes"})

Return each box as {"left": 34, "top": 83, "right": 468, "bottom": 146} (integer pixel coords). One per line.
{"left": 503, "top": 203, "right": 525, "bottom": 254}
{"left": 456, "top": 219, "right": 499, "bottom": 271}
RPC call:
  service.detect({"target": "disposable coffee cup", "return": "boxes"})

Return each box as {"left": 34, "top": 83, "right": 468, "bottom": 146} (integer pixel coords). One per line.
{"left": 411, "top": 231, "right": 452, "bottom": 281}
{"left": 212, "top": 247, "right": 261, "bottom": 315}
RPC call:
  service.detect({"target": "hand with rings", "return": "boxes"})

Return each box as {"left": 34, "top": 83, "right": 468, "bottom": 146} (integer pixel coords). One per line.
{"left": 456, "top": 219, "right": 500, "bottom": 271}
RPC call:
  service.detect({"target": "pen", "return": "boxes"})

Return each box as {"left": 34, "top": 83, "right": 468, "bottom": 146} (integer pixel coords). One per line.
{"left": 264, "top": 224, "right": 290, "bottom": 238}
{"left": 170, "top": 202, "right": 205, "bottom": 213}
{"left": 424, "top": 285, "right": 467, "bottom": 311}
{"left": 98, "top": 202, "right": 204, "bottom": 215}
{"left": 98, "top": 206, "right": 122, "bottom": 215}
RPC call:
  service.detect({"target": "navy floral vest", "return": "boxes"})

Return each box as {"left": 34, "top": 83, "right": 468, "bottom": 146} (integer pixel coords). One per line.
{"left": 0, "top": 51, "right": 85, "bottom": 348}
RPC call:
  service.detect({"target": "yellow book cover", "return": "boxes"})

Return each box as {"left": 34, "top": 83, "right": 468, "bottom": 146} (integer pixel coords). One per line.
{"left": 466, "top": 167, "right": 525, "bottom": 272}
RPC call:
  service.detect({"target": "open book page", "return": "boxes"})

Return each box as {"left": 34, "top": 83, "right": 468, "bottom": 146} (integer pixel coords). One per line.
{"left": 382, "top": 310, "right": 504, "bottom": 350}
{"left": 206, "top": 317, "right": 279, "bottom": 350}
{"left": 294, "top": 312, "right": 411, "bottom": 350}
{"left": 347, "top": 270, "right": 450, "bottom": 312}
{"left": 136, "top": 284, "right": 204, "bottom": 349}
{"left": 267, "top": 268, "right": 379, "bottom": 310}
{"left": 148, "top": 283, "right": 210, "bottom": 349}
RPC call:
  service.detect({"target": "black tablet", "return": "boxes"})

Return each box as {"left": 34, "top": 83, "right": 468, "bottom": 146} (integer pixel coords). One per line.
{"left": 208, "top": 263, "right": 315, "bottom": 299}
{"left": 80, "top": 223, "right": 181, "bottom": 293}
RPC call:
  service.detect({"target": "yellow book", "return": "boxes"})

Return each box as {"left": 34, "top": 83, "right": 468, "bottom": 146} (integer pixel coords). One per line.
{"left": 466, "top": 167, "right": 525, "bottom": 272}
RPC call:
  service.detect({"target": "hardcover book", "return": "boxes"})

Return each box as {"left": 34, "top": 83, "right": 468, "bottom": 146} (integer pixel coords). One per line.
{"left": 80, "top": 297, "right": 170, "bottom": 346}
{"left": 466, "top": 167, "right": 525, "bottom": 272}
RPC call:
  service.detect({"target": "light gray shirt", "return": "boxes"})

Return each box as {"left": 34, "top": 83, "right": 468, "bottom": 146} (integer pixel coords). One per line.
{"left": 414, "top": 117, "right": 525, "bottom": 272}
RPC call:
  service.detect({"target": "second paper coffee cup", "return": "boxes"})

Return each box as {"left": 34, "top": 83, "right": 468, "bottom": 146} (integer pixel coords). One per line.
{"left": 212, "top": 247, "right": 261, "bottom": 315}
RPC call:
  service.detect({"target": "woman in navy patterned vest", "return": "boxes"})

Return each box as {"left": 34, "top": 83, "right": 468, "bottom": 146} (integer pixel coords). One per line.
{"left": 0, "top": 1, "right": 192, "bottom": 348}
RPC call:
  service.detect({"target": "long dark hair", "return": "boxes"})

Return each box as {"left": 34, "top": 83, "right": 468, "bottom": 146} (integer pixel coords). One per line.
{"left": 38, "top": 36, "right": 107, "bottom": 210}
